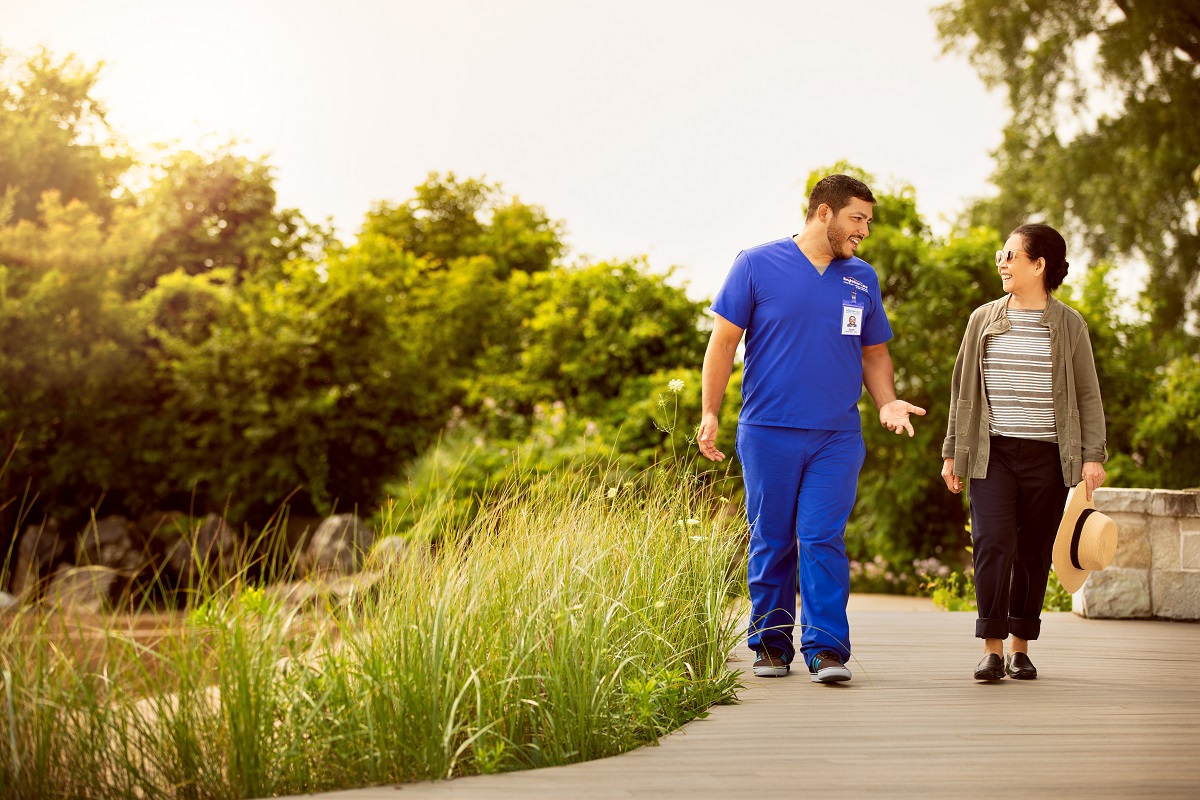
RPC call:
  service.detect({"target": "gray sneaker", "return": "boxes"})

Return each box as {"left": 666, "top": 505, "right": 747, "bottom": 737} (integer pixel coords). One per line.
{"left": 752, "top": 647, "right": 790, "bottom": 677}
{"left": 808, "top": 649, "right": 852, "bottom": 683}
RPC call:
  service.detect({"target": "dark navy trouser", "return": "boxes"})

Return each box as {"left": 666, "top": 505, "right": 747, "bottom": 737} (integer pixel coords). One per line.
{"left": 737, "top": 423, "right": 865, "bottom": 666}
{"left": 968, "top": 435, "right": 1069, "bottom": 641}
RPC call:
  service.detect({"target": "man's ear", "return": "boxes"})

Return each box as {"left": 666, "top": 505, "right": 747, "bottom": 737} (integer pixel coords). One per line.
{"left": 817, "top": 203, "right": 831, "bottom": 223}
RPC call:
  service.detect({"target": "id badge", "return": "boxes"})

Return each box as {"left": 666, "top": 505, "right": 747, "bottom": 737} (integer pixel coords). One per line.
{"left": 842, "top": 303, "right": 863, "bottom": 336}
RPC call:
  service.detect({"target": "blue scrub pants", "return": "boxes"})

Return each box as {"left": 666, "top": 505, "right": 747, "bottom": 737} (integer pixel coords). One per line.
{"left": 737, "top": 423, "right": 865, "bottom": 666}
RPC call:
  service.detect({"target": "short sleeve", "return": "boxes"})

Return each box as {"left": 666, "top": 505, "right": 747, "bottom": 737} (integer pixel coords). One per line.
{"left": 710, "top": 250, "right": 755, "bottom": 329}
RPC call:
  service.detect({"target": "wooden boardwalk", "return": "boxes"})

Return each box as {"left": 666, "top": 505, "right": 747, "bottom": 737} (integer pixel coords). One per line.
{"left": 279, "top": 605, "right": 1200, "bottom": 800}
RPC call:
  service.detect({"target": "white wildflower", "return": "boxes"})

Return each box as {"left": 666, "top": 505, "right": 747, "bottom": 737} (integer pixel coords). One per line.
{"left": 667, "top": 378, "right": 685, "bottom": 394}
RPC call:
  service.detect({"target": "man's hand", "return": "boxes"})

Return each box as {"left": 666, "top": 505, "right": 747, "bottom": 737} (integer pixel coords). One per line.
{"left": 1081, "top": 461, "right": 1106, "bottom": 501}
{"left": 697, "top": 414, "right": 725, "bottom": 462}
{"left": 879, "top": 399, "right": 926, "bottom": 437}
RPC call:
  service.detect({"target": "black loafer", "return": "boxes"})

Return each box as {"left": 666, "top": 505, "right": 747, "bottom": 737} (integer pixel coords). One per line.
{"left": 1005, "top": 652, "right": 1037, "bottom": 680}
{"left": 973, "top": 653, "right": 1004, "bottom": 681}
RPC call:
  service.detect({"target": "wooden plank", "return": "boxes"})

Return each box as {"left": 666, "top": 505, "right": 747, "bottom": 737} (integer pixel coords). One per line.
{"left": 274, "top": 610, "right": 1200, "bottom": 800}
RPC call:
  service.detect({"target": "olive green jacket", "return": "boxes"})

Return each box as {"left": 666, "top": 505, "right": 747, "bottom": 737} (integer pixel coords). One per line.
{"left": 941, "top": 295, "right": 1107, "bottom": 487}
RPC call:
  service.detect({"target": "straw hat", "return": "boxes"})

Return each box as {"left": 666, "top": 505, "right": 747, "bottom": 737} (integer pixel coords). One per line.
{"left": 1052, "top": 484, "right": 1119, "bottom": 594}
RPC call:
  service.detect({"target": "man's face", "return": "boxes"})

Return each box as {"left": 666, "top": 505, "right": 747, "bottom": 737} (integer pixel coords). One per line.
{"left": 826, "top": 198, "right": 873, "bottom": 259}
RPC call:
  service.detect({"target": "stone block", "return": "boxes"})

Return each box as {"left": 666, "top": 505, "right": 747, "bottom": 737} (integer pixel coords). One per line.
{"left": 1094, "top": 488, "right": 1152, "bottom": 515}
{"left": 1076, "top": 567, "right": 1152, "bottom": 619}
{"left": 1151, "top": 570, "right": 1200, "bottom": 621}
{"left": 1183, "top": 532, "right": 1200, "bottom": 571}
{"left": 1149, "top": 489, "right": 1200, "bottom": 518}
{"left": 1149, "top": 516, "right": 1181, "bottom": 570}
{"left": 1108, "top": 512, "right": 1151, "bottom": 568}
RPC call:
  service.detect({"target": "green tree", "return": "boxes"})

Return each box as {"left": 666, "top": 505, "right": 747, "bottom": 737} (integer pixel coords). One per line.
{"left": 935, "top": 0, "right": 1200, "bottom": 344}
{"left": 482, "top": 260, "right": 710, "bottom": 418}
{"left": 361, "top": 171, "right": 564, "bottom": 277}
{"left": 148, "top": 248, "right": 446, "bottom": 525}
{"left": 0, "top": 194, "right": 160, "bottom": 539}
{"left": 126, "top": 147, "right": 327, "bottom": 293}
{"left": 0, "top": 47, "right": 131, "bottom": 225}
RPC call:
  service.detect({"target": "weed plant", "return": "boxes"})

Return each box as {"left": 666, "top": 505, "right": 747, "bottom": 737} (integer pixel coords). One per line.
{"left": 0, "top": 462, "right": 745, "bottom": 798}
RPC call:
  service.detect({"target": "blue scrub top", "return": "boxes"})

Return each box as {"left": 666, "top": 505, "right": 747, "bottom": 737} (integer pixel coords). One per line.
{"left": 711, "top": 236, "right": 892, "bottom": 432}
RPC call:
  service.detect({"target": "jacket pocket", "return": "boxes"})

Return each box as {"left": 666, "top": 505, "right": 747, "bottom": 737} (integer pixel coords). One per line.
{"left": 954, "top": 400, "right": 974, "bottom": 436}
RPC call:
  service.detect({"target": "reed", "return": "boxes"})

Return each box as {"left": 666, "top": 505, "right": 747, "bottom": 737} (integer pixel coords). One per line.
{"left": 0, "top": 463, "right": 745, "bottom": 798}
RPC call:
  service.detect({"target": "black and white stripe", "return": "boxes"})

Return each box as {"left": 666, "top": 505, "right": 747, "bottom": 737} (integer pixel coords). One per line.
{"left": 983, "top": 309, "right": 1057, "bottom": 442}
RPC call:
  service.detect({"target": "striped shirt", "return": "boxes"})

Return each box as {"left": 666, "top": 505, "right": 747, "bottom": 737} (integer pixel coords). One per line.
{"left": 983, "top": 308, "right": 1057, "bottom": 441}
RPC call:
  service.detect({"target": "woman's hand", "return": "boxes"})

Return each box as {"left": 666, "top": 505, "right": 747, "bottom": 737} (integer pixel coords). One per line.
{"left": 941, "top": 457, "right": 963, "bottom": 494}
{"left": 1082, "top": 461, "right": 1106, "bottom": 501}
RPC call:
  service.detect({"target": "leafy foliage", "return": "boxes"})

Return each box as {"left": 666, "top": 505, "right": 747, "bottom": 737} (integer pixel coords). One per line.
{"left": 2, "top": 42, "right": 1195, "bottom": 591}
{"left": 935, "top": 0, "right": 1200, "bottom": 342}
{"left": 0, "top": 48, "right": 132, "bottom": 224}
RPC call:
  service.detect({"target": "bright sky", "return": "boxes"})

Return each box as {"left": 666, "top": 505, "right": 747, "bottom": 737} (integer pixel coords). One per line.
{"left": 1, "top": 0, "right": 1007, "bottom": 301}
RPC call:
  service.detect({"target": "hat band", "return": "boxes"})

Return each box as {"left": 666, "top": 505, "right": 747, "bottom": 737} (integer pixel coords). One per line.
{"left": 1070, "top": 508, "right": 1097, "bottom": 570}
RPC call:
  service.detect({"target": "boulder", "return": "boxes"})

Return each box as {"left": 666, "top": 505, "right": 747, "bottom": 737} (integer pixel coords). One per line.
{"left": 76, "top": 516, "right": 142, "bottom": 572}
{"left": 302, "top": 514, "right": 375, "bottom": 577}
{"left": 141, "top": 512, "right": 239, "bottom": 590}
{"left": 365, "top": 534, "right": 415, "bottom": 570}
{"left": 47, "top": 565, "right": 122, "bottom": 613}
{"left": 282, "top": 513, "right": 324, "bottom": 554}
{"left": 10, "top": 517, "right": 71, "bottom": 598}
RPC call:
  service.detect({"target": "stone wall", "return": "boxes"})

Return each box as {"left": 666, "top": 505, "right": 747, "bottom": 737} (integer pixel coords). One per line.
{"left": 1074, "top": 488, "right": 1200, "bottom": 621}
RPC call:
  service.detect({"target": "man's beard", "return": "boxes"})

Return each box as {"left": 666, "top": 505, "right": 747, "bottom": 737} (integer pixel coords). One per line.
{"left": 827, "top": 219, "right": 855, "bottom": 260}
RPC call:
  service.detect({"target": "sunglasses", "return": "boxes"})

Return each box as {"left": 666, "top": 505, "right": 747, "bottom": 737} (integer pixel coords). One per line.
{"left": 995, "top": 249, "right": 1031, "bottom": 266}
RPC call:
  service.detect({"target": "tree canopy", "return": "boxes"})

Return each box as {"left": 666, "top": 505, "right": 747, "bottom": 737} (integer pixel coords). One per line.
{"left": 936, "top": 0, "right": 1200, "bottom": 342}
{"left": 0, "top": 48, "right": 131, "bottom": 225}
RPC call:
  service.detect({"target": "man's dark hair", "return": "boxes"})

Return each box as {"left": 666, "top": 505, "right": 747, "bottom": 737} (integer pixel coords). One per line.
{"left": 1012, "top": 223, "right": 1069, "bottom": 292}
{"left": 805, "top": 174, "right": 876, "bottom": 222}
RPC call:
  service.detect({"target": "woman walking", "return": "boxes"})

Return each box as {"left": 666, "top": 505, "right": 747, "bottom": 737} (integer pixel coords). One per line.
{"left": 941, "top": 223, "right": 1107, "bottom": 681}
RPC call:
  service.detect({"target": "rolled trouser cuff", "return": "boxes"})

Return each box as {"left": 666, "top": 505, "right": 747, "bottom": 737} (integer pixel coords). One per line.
{"left": 976, "top": 617, "right": 1009, "bottom": 640}
{"left": 1008, "top": 616, "right": 1042, "bottom": 641}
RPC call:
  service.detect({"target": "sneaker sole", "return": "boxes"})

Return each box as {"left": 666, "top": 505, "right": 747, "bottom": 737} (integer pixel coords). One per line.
{"left": 752, "top": 665, "right": 790, "bottom": 677}
{"left": 810, "top": 667, "right": 852, "bottom": 683}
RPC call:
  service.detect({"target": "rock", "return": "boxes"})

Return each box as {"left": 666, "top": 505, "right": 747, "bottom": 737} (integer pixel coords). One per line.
{"left": 76, "top": 516, "right": 142, "bottom": 572}
{"left": 10, "top": 517, "right": 71, "bottom": 598}
{"left": 46, "top": 565, "right": 122, "bottom": 613}
{"left": 1076, "top": 567, "right": 1152, "bottom": 619}
{"left": 302, "top": 514, "right": 375, "bottom": 577}
{"left": 365, "top": 534, "right": 415, "bottom": 570}
{"left": 282, "top": 514, "right": 324, "bottom": 556}
{"left": 144, "top": 512, "right": 239, "bottom": 590}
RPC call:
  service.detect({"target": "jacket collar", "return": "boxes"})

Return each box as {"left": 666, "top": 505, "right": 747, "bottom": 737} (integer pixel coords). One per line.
{"left": 985, "top": 294, "right": 1065, "bottom": 328}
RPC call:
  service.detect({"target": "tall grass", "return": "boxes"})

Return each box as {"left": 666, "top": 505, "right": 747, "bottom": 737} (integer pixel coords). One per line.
{"left": 0, "top": 464, "right": 745, "bottom": 798}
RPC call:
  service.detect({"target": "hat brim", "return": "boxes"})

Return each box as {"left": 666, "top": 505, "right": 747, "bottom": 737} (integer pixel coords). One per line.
{"left": 1053, "top": 484, "right": 1095, "bottom": 595}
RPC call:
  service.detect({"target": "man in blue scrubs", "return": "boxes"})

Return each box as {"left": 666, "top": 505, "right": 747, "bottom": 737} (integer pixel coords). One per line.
{"left": 698, "top": 174, "right": 925, "bottom": 682}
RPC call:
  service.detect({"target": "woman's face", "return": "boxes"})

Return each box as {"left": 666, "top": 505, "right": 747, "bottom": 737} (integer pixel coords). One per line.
{"left": 997, "top": 234, "right": 1045, "bottom": 295}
